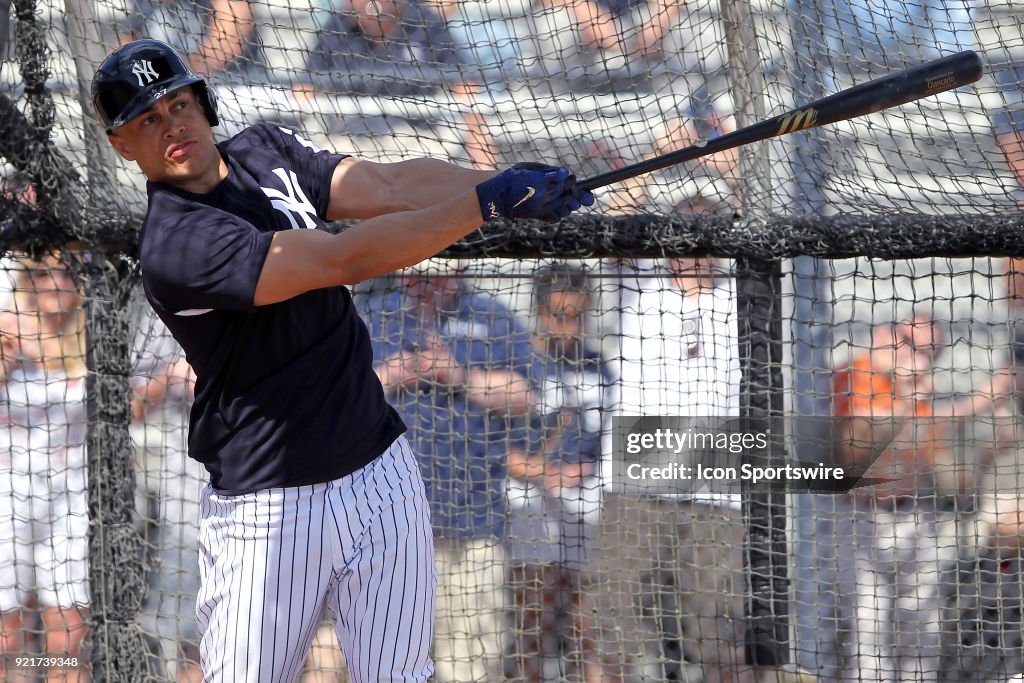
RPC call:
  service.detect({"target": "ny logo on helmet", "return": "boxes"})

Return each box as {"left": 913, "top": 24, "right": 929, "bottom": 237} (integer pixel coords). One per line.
{"left": 131, "top": 60, "right": 160, "bottom": 87}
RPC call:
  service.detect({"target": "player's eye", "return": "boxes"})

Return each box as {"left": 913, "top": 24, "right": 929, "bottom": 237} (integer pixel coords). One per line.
{"left": 141, "top": 114, "right": 158, "bottom": 126}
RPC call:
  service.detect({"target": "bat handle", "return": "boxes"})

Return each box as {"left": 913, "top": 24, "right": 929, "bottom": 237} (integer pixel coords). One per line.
{"left": 578, "top": 147, "right": 705, "bottom": 192}
{"left": 578, "top": 169, "right": 626, "bottom": 193}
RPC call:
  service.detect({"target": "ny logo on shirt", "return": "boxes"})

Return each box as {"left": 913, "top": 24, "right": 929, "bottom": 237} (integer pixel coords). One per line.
{"left": 261, "top": 168, "right": 317, "bottom": 230}
{"left": 131, "top": 60, "right": 160, "bottom": 86}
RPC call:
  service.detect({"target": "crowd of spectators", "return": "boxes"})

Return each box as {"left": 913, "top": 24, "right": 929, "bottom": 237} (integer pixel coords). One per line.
{"left": 5, "top": 190, "right": 1024, "bottom": 683}
{"left": 34, "top": 0, "right": 967, "bottom": 170}
{"left": 7, "top": 225, "right": 1024, "bottom": 683}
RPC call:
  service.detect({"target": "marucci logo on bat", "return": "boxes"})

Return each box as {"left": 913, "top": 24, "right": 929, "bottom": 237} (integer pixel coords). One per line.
{"left": 775, "top": 107, "right": 819, "bottom": 135}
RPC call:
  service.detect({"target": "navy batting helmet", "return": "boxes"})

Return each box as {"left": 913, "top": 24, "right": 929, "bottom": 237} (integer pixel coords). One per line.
{"left": 91, "top": 39, "right": 219, "bottom": 133}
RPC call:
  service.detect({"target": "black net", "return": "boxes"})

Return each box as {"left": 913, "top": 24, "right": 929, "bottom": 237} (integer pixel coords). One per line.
{"left": 2, "top": 0, "right": 1024, "bottom": 681}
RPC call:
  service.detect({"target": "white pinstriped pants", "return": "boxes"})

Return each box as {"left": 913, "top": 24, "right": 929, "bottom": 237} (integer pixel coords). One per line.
{"left": 195, "top": 436, "right": 437, "bottom": 683}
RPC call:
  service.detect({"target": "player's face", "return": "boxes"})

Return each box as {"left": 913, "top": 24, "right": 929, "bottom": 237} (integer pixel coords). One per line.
{"left": 107, "top": 87, "right": 224, "bottom": 194}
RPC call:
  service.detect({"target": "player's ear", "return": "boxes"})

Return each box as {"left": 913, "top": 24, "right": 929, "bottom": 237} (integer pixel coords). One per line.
{"left": 107, "top": 133, "right": 136, "bottom": 161}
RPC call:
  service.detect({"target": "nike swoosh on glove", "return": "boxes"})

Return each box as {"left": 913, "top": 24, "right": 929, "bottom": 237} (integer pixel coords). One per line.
{"left": 475, "top": 163, "right": 576, "bottom": 221}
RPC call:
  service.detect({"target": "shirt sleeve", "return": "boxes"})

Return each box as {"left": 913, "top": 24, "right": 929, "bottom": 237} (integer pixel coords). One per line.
{"left": 142, "top": 208, "right": 274, "bottom": 314}
{"left": 264, "top": 125, "right": 348, "bottom": 218}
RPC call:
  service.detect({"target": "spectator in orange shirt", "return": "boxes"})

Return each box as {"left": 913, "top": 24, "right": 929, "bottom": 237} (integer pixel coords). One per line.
{"left": 833, "top": 316, "right": 943, "bottom": 498}
{"left": 818, "top": 315, "right": 1008, "bottom": 683}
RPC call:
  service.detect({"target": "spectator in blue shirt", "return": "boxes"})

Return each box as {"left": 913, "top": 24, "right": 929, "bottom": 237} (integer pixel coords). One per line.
{"left": 504, "top": 263, "right": 610, "bottom": 683}
{"left": 299, "top": 0, "right": 502, "bottom": 162}
{"left": 366, "top": 260, "right": 537, "bottom": 683}
{"left": 304, "top": 0, "right": 468, "bottom": 97}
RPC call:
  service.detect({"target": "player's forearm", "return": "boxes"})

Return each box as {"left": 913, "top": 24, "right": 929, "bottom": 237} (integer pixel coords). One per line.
{"left": 380, "top": 159, "right": 497, "bottom": 211}
{"left": 333, "top": 194, "right": 485, "bottom": 283}
{"left": 261, "top": 163, "right": 585, "bottom": 304}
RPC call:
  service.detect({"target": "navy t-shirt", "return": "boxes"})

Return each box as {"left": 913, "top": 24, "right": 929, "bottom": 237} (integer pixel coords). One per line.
{"left": 365, "top": 287, "right": 536, "bottom": 539}
{"left": 139, "top": 123, "right": 405, "bottom": 494}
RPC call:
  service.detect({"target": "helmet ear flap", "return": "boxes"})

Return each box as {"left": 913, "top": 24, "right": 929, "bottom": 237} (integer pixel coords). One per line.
{"left": 195, "top": 81, "right": 219, "bottom": 127}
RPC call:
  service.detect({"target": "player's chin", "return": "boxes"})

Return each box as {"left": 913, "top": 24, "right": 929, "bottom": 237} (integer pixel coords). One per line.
{"left": 153, "top": 164, "right": 196, "bottom": 185}
{"left": 162, "top": 155, "right": 210, "bottom": 182}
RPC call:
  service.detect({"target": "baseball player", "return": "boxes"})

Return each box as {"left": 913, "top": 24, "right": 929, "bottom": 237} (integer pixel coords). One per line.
{"left": 90, "top": 38, "right": 593, "bottom": 683}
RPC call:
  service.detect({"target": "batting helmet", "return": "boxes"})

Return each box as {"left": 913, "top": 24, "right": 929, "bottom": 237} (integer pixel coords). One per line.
{"left": 91, "top": 39, "right": 219, "bottom": 133}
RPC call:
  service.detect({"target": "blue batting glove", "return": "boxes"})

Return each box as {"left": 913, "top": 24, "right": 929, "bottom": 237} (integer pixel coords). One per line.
{"left": 542, "top": 176, "right": 595, "bottom": 221}
{"left": 476, "top": 163, "right": 577, "bottom": 222}
{"left": 575, "top": 180, "right": 596, "bottom": 209}
{"left": 512, "top": 163, "right": 595, "bottom": 221}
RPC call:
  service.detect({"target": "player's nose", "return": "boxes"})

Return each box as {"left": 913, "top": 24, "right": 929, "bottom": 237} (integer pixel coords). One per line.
{"left": 163, "top": 119, "right": 187, "bottom": 138}
{"left": 163, "top": 110, "right": 189, "bottom": 138}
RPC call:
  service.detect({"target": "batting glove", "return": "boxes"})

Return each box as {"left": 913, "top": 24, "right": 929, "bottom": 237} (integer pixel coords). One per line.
{"left": 510, "top": 163, "right": 596, "bottom": 221}
{"left": 540, "top": 175, "right": 596, "bottom": 222}
{"left": 475, "top": 163, "right": 593, "bottom": 222}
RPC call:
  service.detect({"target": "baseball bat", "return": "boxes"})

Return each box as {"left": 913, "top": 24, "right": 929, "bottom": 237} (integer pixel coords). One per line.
{"left": 578, "top": 50, "right": 983, "bottom": 191}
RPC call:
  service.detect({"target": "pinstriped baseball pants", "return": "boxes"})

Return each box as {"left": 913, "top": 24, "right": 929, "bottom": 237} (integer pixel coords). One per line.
{"left": 195, "top": 436, "right": 437, "bottom": 682}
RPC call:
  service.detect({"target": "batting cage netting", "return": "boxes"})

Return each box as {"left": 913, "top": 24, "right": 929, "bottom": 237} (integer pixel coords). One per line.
{"left": 2, "top": 0, "right": 1024, "bottom": 681}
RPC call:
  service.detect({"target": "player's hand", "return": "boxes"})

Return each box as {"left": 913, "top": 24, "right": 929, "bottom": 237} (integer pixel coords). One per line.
{"left": 527, "top": 166, "right": 596, "bottom": 222}
{"left": 475, "top": 162, "right": 595, "bottom": 222}
{"left": 510, "top": 163, "right": 595, "bottom": 221}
